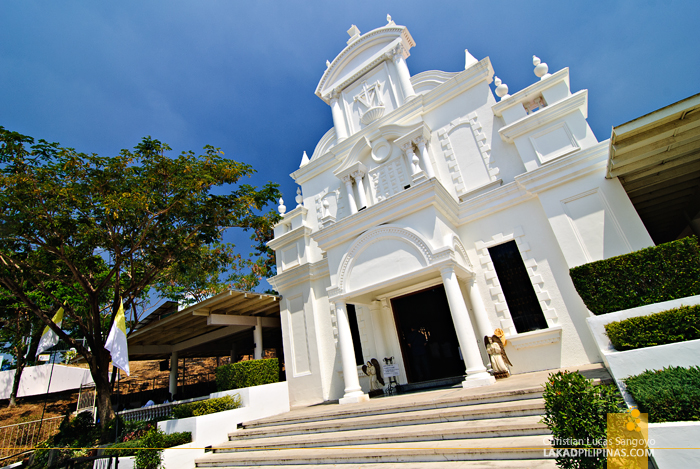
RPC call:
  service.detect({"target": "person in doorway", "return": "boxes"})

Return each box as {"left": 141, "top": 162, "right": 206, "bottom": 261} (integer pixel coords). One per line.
{"left": 406, "top": 327, "right": 430, "bottom": 381}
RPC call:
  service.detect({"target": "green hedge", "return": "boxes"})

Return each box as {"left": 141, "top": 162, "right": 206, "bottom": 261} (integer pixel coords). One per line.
{"left": 605, "top": 304, "right": 700, "bottom": 351}
{"left": 541, "top": 370, "right": 623, "bottom": 469}
{"left": 104, "top": 431, "right": 191, "bottom": 457}
{"left": 171, "top": 394, "right": 241, "bottom": 419}
{"left": 569, "top": 237, "right": 700, "bottom": 315}
{"left": 216, "top": 358, "right": 279, "bottom": 391}
{"left": 624, "top": 366, "right": 700, "bottom": 423}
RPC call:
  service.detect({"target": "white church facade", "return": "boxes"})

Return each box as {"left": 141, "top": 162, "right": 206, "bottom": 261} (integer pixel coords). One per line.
{"left": 268, "top": 19, "right": 654, "bottom": 407}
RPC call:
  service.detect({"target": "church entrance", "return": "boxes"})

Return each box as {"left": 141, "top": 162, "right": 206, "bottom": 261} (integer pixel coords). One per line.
{"left": 391, "top": 285, "right": 465, "bottom": 384}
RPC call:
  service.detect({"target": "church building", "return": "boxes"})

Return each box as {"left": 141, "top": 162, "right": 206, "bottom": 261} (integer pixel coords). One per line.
{"left": 268, "top": 18, "right": 654, "bottom": 407}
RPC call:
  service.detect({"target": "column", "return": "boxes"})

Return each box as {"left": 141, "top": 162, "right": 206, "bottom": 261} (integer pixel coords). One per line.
{"left": 440, "top": 266, "right": 496, "bottom": 388}
{"left": 330, "top": 93, "right": 348, "bottom": 142}
{"left": 342, "top": 176, "right": 358, "bottom": 214}
{"left": 467, "top": 276, "right": 493, "bottom": 342}
{"left": 335, "top": 300, "right": 369, "bottom": 404}
{"left": 254, "top": 317, "right": 263, "bottom": 359}
{"left": 352, "top": 170, "right": 368, "bottom": 210}
{"left": 393, "top": 46, "right": 416, "bottom": 102}
{"left": 230, "top": 343, "right": 237, "bottom": 363}
{"left": 169, "top": 351, "right": 178, "bottom": 399}
{"left": 368, "top": 301, "right": 388, "bottom": 362}
{"left": 415, "top": 137, "right": 435, "bottom": 179}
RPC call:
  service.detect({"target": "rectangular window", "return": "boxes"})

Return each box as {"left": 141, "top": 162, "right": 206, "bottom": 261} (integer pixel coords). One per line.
{"left": 347, "top": 304, "right": 364, "bottom": 366}
{"left": 488, "top": 241, "right": 548, "bottom": 333}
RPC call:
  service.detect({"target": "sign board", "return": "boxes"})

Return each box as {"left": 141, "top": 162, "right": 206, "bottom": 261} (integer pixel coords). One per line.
{"left": 37, "top": 354, "right": 51, "bottom": 362}
{"left": 383, "top": 364, "right": 400, "bottom": 378}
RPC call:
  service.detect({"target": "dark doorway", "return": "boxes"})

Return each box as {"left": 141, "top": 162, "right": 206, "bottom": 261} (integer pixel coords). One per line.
{"left": 488, "top": 241, "right": 548, "bottom": 333}
{"left": 391, "top": 285, "right": 464, "bottom": 383}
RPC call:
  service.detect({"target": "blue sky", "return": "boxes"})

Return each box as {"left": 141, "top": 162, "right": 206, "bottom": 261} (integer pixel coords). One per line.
{"left": 1, "top": 1, "right": 698, "bottom": 295}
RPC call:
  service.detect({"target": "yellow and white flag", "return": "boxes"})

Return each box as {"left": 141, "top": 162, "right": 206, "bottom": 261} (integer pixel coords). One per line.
{"left": 105, "top": 299, "right": 130, "bottom": 376}
{"left": 36, "top": 306, "right": 64, "bottom": 357}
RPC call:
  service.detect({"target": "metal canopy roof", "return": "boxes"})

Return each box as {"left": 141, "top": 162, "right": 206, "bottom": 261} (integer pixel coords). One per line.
{"left": 127, "top": 290, "right": 281, "bottom": 361}
{"left": 607, "top": 93, "right": 700, "bottom": 244}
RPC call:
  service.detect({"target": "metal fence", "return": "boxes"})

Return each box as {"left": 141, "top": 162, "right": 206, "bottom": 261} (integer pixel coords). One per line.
{"left": 0, "top": 415, "right": 63, "bottom": 463}
{"left": 75, "top": 385, "right": 96, "bottom": 417}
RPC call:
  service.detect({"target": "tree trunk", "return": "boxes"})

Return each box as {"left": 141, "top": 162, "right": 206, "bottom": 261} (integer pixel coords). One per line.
{"left": 91, "top": 350, "right": 116, "bottom": 427}
{"left": 9, "top": 325, "right": 42, "bottom": 407}
{"left": 8, "top": 357, "right": 25, "bottom": 408}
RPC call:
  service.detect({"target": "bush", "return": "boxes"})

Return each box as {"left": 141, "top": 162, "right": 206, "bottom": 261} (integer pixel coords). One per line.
{"left": 171, "top": 394, "right": 241, "bottom": 419}
{"left": 28, "top": 411, "right": 102, "bottom": 468}
{"left": 605, "top": 304, "right": 700, "bottom": 351}
{"left": 103, "top": 438, "right": 143, "bottom": 457}
{"left": 216, "top": 358, "right": 279, "bottom": 391}
{"left": 569, "top": 237, "right": 700, "bottom": 315}
{"left": 134, "top": 427, "right": 165, "bottom": 469}
{"left": 624, "top": 366, "right": 700, "bottom": 423}
{"left": 541, "top": 371, "right": 623, "bottom": 469}
{"left": 104, "top": 430, "right": 191, "bottom": 458}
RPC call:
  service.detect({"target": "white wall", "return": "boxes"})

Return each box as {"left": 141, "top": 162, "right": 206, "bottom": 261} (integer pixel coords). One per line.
{"left": 0, "top": 364, "right": 94, "bottom": 400}
{"left": 156, "top": 381, "right": 289, "bottom": 469}
{"left": 586, "top": 295, "right": 700, "bottom": 469}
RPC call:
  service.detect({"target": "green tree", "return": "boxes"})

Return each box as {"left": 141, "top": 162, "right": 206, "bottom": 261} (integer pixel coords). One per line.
{"left": 0, "top": 288, "right": 43, "bottom": 407}
{"left": 0, "top": 127, "right": 280, "bottom": 426}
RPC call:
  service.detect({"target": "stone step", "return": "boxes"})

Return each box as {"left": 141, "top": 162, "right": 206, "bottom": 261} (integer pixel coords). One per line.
{"left": 195, "top": 435, "right": 553, "bottom": 467}
{"left": 243, "top": 386, "right": 545, "bottom": 429}
{"left": 217, "top": 415, "right": 547, "bottom": 452}
{"left": 194, "top": 460, "right": 558, "bottom": 469}
{"left": 229, "top": 398, "right": 546, "bottom": 440}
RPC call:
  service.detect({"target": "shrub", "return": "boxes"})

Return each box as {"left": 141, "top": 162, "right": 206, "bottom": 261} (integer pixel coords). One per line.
{"left": 28, "top": 411, "right": 102, "bottom": 468}
{"left": 624, "top": 366, "right": 700, "bottom": 423}
{"left": 216, "top": 358, "right": 279, "bottom": 391}
{"left": 605, "top": 304, "right": 700, "bottom": 351}
{"left": 103, "top": 438, "right": 143, "bottom": 457}
{"left": 171, "top": 394, "right": 241, "bottom": 419}
{"left": 104, "top": 430, "right": 191, "bottom": 458}
{"left": 134, "top": 426, "right": 165, "bottom": 469}
{"left": 569, "top": 237, "right": 700, "bottom": 315}
{"left": 541, "top": 370, "right": 623, "bottom": 469}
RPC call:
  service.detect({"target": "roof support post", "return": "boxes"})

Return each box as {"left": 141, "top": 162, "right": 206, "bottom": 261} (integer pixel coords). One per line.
{"left": 253, "top": 317, "right": 263, "bottom": 360}
{"left": 169, "top": 350, "right": 178, "bottom": 399}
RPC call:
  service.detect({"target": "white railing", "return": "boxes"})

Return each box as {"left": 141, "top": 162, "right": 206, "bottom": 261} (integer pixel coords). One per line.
{"left": 0, "top": 415, "right": 63, "bottom": 462}
{"left": 116, "top": 395, "right": 208, "bottom": 422}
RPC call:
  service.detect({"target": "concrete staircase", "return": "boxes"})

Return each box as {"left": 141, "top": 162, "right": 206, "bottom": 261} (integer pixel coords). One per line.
{"left": 194, "top": 364, "right": 610, "bottom": 468}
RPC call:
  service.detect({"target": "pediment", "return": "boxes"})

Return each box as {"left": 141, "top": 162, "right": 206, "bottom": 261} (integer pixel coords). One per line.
{"left": 316, "top": 25, "right": 415, "bottom": 103}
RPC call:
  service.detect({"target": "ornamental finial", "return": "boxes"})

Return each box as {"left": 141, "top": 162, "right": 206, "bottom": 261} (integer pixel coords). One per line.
{"left": 278, "top": 198, "right": 286, "bottom": 215}
{"left": 494, "top": 76, "right": 510, "bottom": 101}
{"left": 295, "top": 187, "right": 303, "bottom": 207}
{"left": 533, "top": 55, "right": 550, "bottom": 79}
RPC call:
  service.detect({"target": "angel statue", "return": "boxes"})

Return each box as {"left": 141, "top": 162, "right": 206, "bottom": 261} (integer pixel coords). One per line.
{"left": 484, "top": 334, "right": 513, "bottom": 379}
{"left": 362, "top": 358, "right": 385, "bottom": 395}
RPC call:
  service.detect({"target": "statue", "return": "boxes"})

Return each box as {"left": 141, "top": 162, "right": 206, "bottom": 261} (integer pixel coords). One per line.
{"left": 362, "top": 358, "right": 385, "bottom": 396}
{"left": 484, "top": 334, "right": 512, "bottom": 379}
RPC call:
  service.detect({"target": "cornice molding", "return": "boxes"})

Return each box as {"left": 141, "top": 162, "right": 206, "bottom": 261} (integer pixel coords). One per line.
{"left": 268, "top": 258, "right": 330, "bottom": 292}
{"left": 498, "top": 89, "right": 588, "bottom": 143}
{"left": 267, "top": 225, "right": 312, "bottom": 251}
{"left": 492, "top": 68, "right": 570, "bottom": 117}
{"left": 312, "top": 179, "right": 458, "bottom": 252}
{"left": 514, "top": 140, "right": 609, "bottom": 194}
{"left": 421, "top": 58, "right": 494, "bottom": 115}
{"left": 457, "top": 180, "right": 533, "bottom": 224}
